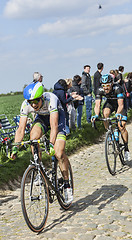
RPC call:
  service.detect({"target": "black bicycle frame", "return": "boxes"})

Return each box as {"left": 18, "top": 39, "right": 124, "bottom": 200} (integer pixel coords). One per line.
{"left": 32, "top": 142, "right": 65, "bottom": 202}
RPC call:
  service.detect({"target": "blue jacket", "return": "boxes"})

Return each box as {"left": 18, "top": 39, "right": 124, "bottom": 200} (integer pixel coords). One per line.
{"left": 53, "top": 82, "right": 73, "bottom": 112}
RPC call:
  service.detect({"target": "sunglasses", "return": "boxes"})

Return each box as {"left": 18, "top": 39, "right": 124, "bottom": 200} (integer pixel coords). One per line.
{"left": 28, "top": 97, "right": 41, "bottom": 105}
{"left": 102, "top": 83, "right": 112, "bottom": 88}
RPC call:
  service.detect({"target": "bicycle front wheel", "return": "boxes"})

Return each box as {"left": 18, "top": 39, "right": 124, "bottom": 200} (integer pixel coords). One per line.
{"left": 105, "top": 131, "right": 117, "bottom": 175}
{"left": 21, "top": 165, "right": 49, "bottom": 232}
{"left": 55, "top": 160, "right": 74, "bottom": 210}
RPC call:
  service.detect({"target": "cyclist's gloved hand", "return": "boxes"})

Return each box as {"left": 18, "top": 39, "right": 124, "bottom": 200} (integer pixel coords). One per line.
{"left": 115, "top": 113, "right": 122, "bottom": 120}
{"left": 91, "top": 115, "right": 98, "bottom": 122}
{"left": 12, "top": 146, "right": 18, "bottom": 155}
{"left": 9, "top": 146, "right": 18, "bottom": 160}
{"left": 49, "top": 143, "right": 55, "bottom": 156}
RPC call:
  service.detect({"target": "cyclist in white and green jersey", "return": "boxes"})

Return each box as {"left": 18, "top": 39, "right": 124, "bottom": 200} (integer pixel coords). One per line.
{"left": 11, "top": 81, "right": 73, "bottom": 204}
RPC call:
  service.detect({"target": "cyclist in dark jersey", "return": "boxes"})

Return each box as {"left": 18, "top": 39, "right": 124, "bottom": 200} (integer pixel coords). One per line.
{"left": 91, "top": 74, "right": 130, "bottom": 161}
{"left": 11, "top": 81, "right": 73, "bottom": 204}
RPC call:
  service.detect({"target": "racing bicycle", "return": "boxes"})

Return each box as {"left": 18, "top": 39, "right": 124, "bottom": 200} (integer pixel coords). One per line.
{"left": 12, "top": 135, "right": 73, "bottom": 233}
{"left": 92, "top": 117, "right": 127, "bottom": 175}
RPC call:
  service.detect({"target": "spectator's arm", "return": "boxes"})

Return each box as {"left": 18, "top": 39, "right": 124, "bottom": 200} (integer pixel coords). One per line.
{"left": 57, "top": 91, "right": 73, "bottom": 105}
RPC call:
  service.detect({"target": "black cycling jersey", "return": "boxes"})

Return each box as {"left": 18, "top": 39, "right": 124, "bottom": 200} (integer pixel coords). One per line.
{"left": 96, "top": 83, "right": 127, "bottom": 118}
{"left": 96, "top": 83, "right": 124, "bottom": 100}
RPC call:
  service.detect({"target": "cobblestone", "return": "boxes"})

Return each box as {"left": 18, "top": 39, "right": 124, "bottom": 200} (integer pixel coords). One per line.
{"left": 0, "top": 122, "right": 132, "bottom": 239}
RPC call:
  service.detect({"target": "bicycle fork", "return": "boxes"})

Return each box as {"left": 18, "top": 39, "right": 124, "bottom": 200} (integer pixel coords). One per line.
{"left": 109, "top": 127, "right": 122, "bottom": 156}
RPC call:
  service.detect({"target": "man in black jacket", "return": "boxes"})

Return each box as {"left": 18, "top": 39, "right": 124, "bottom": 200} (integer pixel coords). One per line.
{"left": 71, "top": 75, "right": 84, "bottom": 128}
{"left": 81, "top": 65, "right": 92, "bottom": 123}
{"left": 117, "top": 65, "right": 124, "bottom": 86}
{"left": 93, "top": 62, "right": 104, "bottom": 97}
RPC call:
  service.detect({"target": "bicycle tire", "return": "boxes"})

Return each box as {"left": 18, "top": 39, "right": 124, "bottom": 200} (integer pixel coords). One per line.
{"left": 105, "top": 131, "right": 117, "bottom": 175}
{"left": 55, "top": 159, "right": 74, "bottom": 210}
{"left": 21, "top": 164, "right": 49, "bottom": 232}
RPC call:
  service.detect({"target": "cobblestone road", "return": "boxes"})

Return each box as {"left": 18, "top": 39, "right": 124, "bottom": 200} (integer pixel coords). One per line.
{"left": 0, "top": 122, "right": 132, "bottom": 240}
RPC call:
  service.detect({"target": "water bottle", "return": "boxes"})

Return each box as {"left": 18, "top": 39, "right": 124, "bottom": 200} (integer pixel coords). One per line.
{"left": 114, "top": 128, "right": 119, "bottom": 141}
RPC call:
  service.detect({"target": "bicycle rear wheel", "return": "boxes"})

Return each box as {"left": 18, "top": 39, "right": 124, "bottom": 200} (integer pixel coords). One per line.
{"left": 55, "top": 159, "right": 74, "bottom": 210}
{"left": 21, "top": 165, "right": 49, "bottom": 232}
{"left": 105, "top": 131, "right": 117, "bottom": 175}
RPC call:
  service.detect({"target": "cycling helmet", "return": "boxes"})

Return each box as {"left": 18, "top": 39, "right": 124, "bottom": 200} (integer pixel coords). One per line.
{"left": 100, "top": 74, "right": 113, "bottom": 84}
{"left": 23, "top": 82, "right": 44, "bottom": 100}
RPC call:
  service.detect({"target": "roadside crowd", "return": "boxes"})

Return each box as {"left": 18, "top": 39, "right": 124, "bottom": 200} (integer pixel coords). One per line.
{"left": 33, "top": 63, "right": 132, "bottom": 136}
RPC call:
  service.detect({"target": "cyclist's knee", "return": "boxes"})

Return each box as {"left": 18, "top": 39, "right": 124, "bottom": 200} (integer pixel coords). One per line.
{"left": 55, "top": 150, "right": 64, "bottom": 161}
{"left": 118, "top": 121, "right": 126, "bottom": 133}
{"left": 119, "top": 125, "right": 127, "bottom": 134}
{"left": 103, "top": 112, "right": 109, "bottom": 118}
{"left": 30, "top": 127, "right": 42, "bottom": 140}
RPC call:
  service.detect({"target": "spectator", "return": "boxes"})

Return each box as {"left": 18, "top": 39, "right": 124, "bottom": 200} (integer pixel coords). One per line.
{"left": 65, "top": 78, "right": 76, "bottom": 131}
{"left": 53, "top": 79, "right": 71, "bottom": 113}
{"left": 109, "top": 70, "right": 116, "bottom": 81}
{"left": 116, "top": 66, "right": 124, "bottom": 86}
{"left": 31, "top": 72, "right": 44, "bottom": 120}
{"left": 33, "top": 72, "right": 43, "bottom": 83}
{"left": 81, "top": 65, "right": 92, "bottom": 123}
{"left": 53, "top": 79, "right": 82, "bottom": 134}
{"left": 53, "top": 79, "right": 71, "bottom": 135}
{"left": 114, "top": 69, "right": 119, "bottom": 83}
{"left": 123, "top": 74, "right": 131, "bottom": 110}
{"left": 70, "top": 75, "right": 84, "bottom": 129}
{"left": 127, "top": 72, "right": 132, "bottom": 108}
{"left": 93, "top": 62, "right": 104, "bottom": 97}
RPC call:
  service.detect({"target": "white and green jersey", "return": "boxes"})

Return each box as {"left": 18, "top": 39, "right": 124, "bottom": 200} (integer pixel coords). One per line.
{"left": 20, "top": 92, "right": 63, "bottom": 117}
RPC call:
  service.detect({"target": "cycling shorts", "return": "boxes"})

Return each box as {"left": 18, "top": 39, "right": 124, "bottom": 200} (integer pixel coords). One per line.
{"left": 32, "top": 109, "right": 66, "bottom": 141}
{"left": 103, "top": 100, "right": 127, "bottom": 121}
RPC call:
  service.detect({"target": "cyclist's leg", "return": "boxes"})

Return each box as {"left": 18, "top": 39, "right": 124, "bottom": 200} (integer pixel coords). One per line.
{"left": 54, "top": 133, "right": 73, "bottom": 204}
{"left": 118, "top": 120, "right": 130, "bottom": 161}
{"left": 54, "top": 108, "right": 70, "bottom": 180}
{"left": 103, "top": 108, "right": 111, "bottom": 129}
{"left": 30, "top": 115, "right": 48, "bottom": 157}
{"left": 103, "top": 101, "right": 113, "bottom": 129}
{"left": 103, "top": 102, "right": 111, "bottom": 129}
{"left": 30, "top": 123, "right": 43, "bottom": 139}
{"left": 118, "top": 109, "right": 129, "bottom": 150}
{"left": 30, "top": 114, "right": 49, "bottom": 139}
{"left": 54, "top": 134, "right": 69, "bottom": 180}
{"left": 118, "top": 109, "right": 130, "bottom": 160}
{"left": 118, "top": 121, "right": 128, "bottom": 143}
